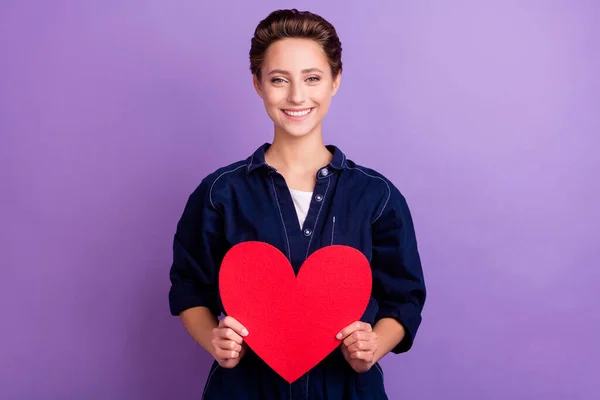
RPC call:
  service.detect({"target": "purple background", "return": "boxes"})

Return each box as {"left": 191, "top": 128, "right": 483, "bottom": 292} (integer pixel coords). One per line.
{"left": 1, "top": 1, "right": 599, "bottom": 399}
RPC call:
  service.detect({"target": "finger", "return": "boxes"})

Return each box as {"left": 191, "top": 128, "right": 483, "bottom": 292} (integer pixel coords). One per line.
{"left": 214, "top": 339, "right": 243, "bottom": 353}
{"left": 214, "top": 347, "right": 240, "bottom": 360}
{"left": 335, "top": 322, "right": 360, "bottom": 340}
{"left": 216, "top": 327, "right": 244, "bottom": 344}
{"left": 220, "top": 316, "right": 249, "bottom": 337}
{"left": 343, "top": 330, "right": 376, "bottom": 348}
{"left": 342, "top": 330, "right": 362, "bottom": 347}
{"left": 347, "top": 340, "right": 378, "bottom": 355}
{"left": 336, "top": 321, "right": 371, "bottom": 340}
{"left": 350, "top": 350, "right": 375, "bottom": 363}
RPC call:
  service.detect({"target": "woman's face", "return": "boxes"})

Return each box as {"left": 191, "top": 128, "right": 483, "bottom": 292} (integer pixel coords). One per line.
{"left": 254, "top": 38, "right": 340, "bottom": 139}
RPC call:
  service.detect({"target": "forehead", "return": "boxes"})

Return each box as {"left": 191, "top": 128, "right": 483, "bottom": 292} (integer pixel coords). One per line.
{"left": 263, "top": 38, "right": 329, "bottom": 71}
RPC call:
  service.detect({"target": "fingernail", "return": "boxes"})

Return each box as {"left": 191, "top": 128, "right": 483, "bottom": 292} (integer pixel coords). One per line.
{"left": 336, "top": 333, "right": 342, "bottom": 340}
{"left": 242, "top": 328, "right": 249, "bottom": 336}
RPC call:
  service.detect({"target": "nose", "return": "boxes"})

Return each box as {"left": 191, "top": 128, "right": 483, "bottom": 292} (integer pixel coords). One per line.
{"left": 287, "top": 81, "right": 307, "bottom": 104}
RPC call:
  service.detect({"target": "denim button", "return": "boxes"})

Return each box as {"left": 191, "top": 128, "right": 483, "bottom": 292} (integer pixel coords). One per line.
{"left": 315, "top": 194, "right": 323, "bottom": 202}
{"left": 320, "top": 168, "right": 329, "bottom": 177}
{"left": 303, "top": 229, "right": 312, "bottom": 237}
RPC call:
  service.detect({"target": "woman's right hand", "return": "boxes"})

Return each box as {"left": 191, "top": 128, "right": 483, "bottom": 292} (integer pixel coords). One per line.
{"left": 211, "top": 316, "right": 249, "bottom": 368}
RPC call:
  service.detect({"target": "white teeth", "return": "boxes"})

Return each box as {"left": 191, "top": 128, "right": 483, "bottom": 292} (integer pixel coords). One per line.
{"left": 284, "top": 108, "right": 312, "bottom": 117}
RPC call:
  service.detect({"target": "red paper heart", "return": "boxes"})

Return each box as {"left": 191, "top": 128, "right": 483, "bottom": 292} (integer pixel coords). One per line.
{"left": 219, "top": 241, "right": 372, "bottom": 383}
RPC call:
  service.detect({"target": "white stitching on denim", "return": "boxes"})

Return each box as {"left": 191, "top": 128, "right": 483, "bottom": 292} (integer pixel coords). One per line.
{"left": 209, "top": 164, "right": 247, "bottom": 216}
{"left": 305, "top": 176, "right": 330, "bottom": 259}
{"left": 202, "top": 365, "right": 220, "bottom": 399}
{"left": 306, "top": 370, "right": 309, "bottom": 400}
{"left": 375, "top": 363, "right": 384, "bottom": 380}
{"left": 247, "top": 153, "right": 253, "bottom": 172}
{"left": 346, "top": 165, "right": 390, "bottom": 224}
{"left": 270, "top": 175, "right": 292, "bottom": 261}
{"left": 331, "top": 216, "right": 336, "bottom": 245}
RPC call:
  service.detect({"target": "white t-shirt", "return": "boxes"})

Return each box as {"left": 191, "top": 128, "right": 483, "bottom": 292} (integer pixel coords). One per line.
{"left": 289, "top": 188, "right": 313, "bottom": 228}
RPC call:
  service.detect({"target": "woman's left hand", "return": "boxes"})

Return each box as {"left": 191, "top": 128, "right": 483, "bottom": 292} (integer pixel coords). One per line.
{"left": 336, "top": 321, "right": 378, "bottom": 373}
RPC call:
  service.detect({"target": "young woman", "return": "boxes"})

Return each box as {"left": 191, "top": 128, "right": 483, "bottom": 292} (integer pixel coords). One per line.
{"left": 168, "top": 9, "right": 426, "bottom": 399}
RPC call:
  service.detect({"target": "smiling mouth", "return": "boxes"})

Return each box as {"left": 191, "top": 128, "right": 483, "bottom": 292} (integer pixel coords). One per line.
{"left": 282, "top": 108, "right": 314, "bottom": 118}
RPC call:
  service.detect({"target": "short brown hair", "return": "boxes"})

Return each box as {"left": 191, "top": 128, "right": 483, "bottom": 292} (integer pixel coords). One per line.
{"left": 249, "top": 9, "right": 343, "bottom": 79}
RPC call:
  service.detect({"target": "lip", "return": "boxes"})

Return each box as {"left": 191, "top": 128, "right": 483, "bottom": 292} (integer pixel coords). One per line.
{"left": 281, "top": 107, "right": 315, "bottom": 121}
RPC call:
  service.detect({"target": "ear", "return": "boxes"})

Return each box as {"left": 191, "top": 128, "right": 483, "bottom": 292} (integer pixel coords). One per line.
{"left": 332, "top": 73, "right": 341, "bottom": 96}
{"left": 253, "top": 74, "right": 264, "bottom": 99}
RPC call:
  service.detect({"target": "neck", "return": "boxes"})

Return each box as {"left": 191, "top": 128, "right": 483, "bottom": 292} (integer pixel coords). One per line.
{"left": 265, "top": 125, "right": 332, "bottom": 173}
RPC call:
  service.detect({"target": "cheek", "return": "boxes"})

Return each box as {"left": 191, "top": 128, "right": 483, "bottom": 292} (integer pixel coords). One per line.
{"left": 313, "top": 89, "right": 333, "bottom": 111}
{"left": 262, "top": 88, "right": 285, "bottom": 107}
{"left": 313, "top": 84, "right": 333, "bottom": 101}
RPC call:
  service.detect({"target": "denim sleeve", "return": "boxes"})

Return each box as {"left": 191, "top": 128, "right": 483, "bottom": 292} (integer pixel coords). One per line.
{"left": 168, "top": 175, "right": 226, "bottom": 317}
{"left": 371, "top": 183, "right": 427, "bottom": 354}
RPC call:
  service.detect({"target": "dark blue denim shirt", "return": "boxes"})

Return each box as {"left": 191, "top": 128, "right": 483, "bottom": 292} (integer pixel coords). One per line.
{"left": 168, "top": 143, "right": 426, "bottom": 399}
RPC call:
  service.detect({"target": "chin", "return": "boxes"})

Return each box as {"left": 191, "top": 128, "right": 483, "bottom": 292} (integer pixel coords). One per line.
{"left": 279, "top": 125, "right": 317, "bottom": 138}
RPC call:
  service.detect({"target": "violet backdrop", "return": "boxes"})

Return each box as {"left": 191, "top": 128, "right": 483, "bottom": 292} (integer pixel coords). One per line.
{"left": 1, "top": 0, "right": 599, "bottom": 399}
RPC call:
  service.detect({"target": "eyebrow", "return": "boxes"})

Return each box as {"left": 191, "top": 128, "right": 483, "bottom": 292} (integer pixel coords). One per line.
{"left": 267, "top": 68, "right": 324, "bottom": 76}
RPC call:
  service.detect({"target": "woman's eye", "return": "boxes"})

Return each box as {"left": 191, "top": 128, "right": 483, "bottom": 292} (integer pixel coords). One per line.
{"left": 271, "top": 77, "right": 320, "bottom": 84}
